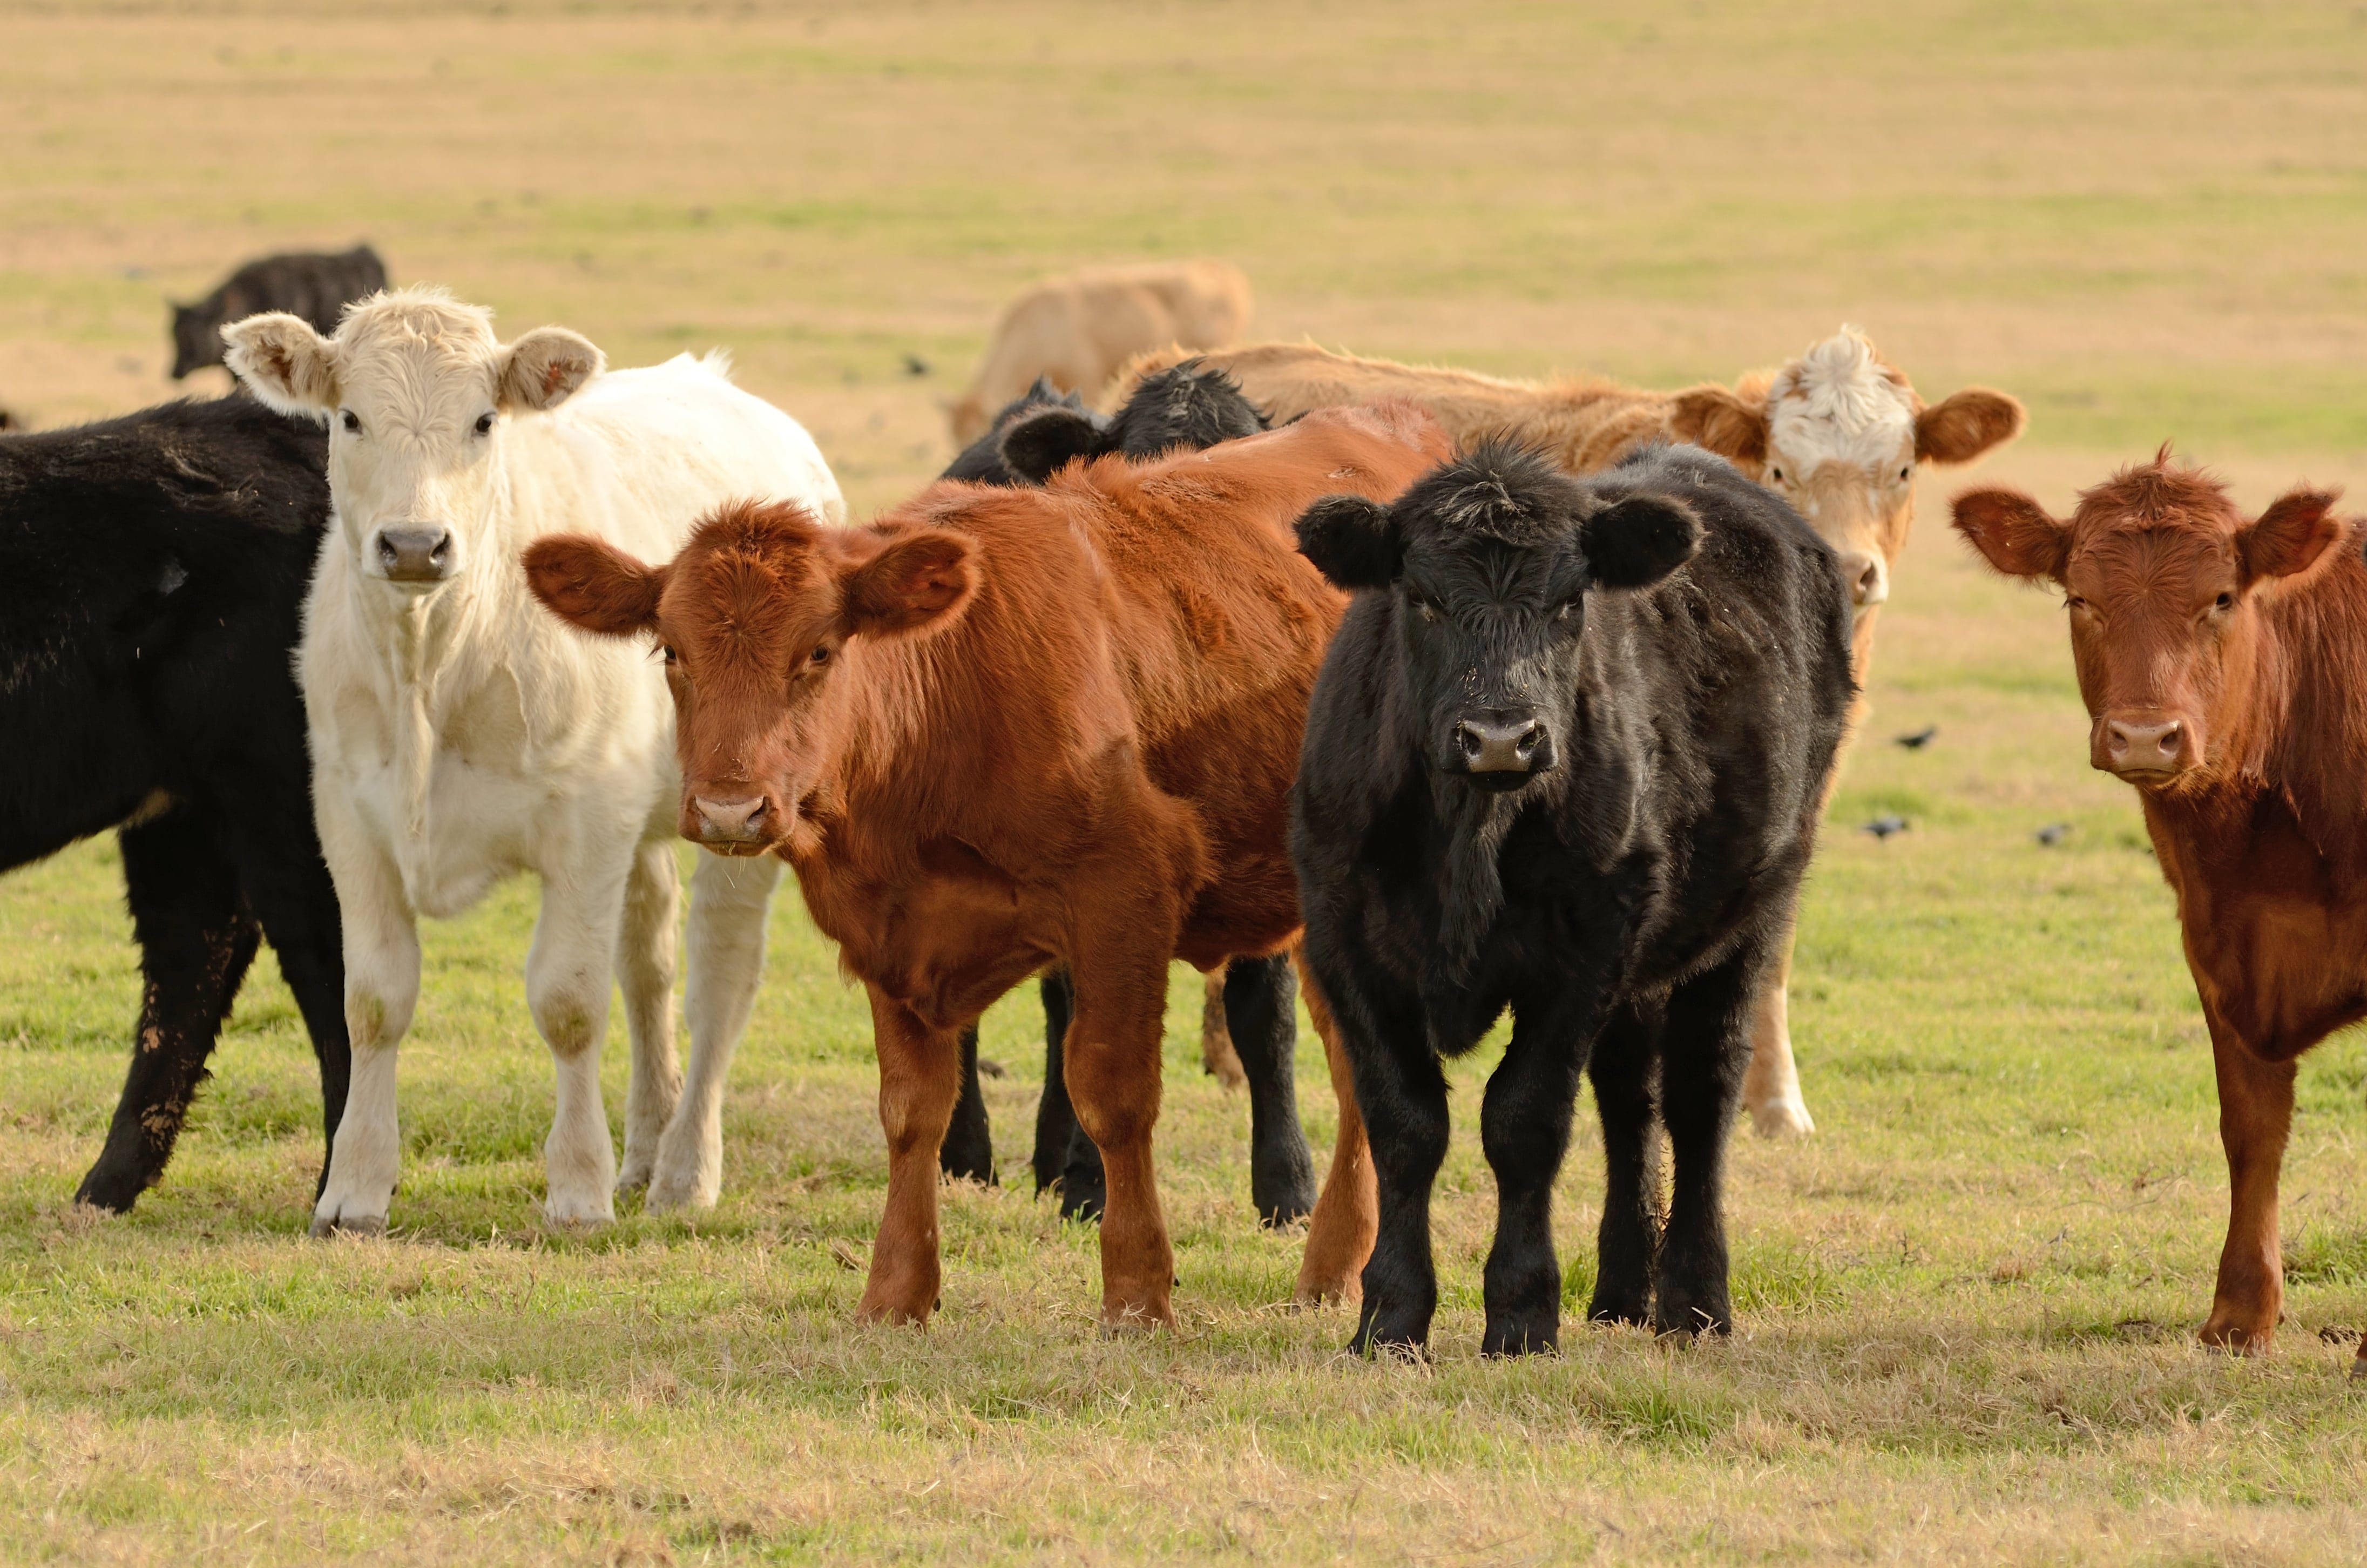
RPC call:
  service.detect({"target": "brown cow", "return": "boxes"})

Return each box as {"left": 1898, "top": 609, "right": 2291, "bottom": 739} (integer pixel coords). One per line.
{"left": 945, "top": 261, "right": 1252, "bottom": 446}
{"left": 1953, "top": 452, "right": 2366, "bottom": 1375}
{"left": 524, "top": 403, "right": 1449, "bottom": 1328}
{"left": 1115, "top": 330, "right": 2025, "bottom": 1139}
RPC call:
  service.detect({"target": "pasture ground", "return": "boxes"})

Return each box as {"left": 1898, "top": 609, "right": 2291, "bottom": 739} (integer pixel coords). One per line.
{"left": 3, "top": 4, "right": 2365, "bottom": 1563}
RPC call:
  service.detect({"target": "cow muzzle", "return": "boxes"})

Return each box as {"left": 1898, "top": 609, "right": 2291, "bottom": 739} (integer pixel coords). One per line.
{"left": 1447, "top": 712, "right": 1556, "bottom": 789}
{"left": 1837, "top": 550, "right": 1888, "bottom": 609}
{"left": 2091, "top": 709, "right": 2198, "bottom": 781}
{"left": 373, "top": 525, "right": 457, "bottom": 586}
{"left": 686, "top": 793, "right": 775, "bottom": 853}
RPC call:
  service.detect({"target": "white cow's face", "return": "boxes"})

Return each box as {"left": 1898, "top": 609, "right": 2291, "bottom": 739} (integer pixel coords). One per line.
{"left": 223, "top": 288, "right": 603, "bottom": 592}
{"left": 1667, "top": 327, "right": 2026, "bottom": 661}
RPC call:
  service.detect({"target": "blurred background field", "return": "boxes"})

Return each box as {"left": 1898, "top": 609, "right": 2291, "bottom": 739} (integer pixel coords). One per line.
{"left": 2, "top": 2, "right": 2365, "bottom": 1563}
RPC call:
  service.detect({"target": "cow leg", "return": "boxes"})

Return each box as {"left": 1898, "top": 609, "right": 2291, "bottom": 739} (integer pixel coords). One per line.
{"left": 1200, "top": 970, "right": 1246, "bottom": 1087}
{"left": 858, "top": 985, "right": 963, "bottom": 1325}
{"left": 614, "top": 840, "right": 681, "bottom": 1195}
{"left": 75, "top": 812, "right": 260, "bottom": 1213}
{"left": 1741, "top": 921, "right": 1815, "bottom": 1137}
{"left": 647, "top": 851, "right": 780, "bottom": 1212}
{"left": 1032, "top": 968, "right": 1106, "bottom": 1219}
{"left": 1587, "top": 1003, "right": 1665, "bottom": 1327}
{"left": 1477, "top": 1006, "right": 1590, "bottom": 1356}
{"left": 524, "top": 868, "right": 628, "bottom": 1228}
{"left": 2200, "top": 1001, "right": 2295, "bottom": 1354}
{"left": 312, "top": 828, "right": 421, "bottom": 1237}
{"left": 1334, "top": 985, "right": 1449, "bottom": 1354}
{"left": 939, "top": 1026, "right": 996, "bottom": 1184}
{"left": 1063, "top": 944, "right": 1179, "bottom": 1330}
{"left": 1225, "top": 953, "right": 1318, "bottom": 1226}
{"left": 1293, "top": 957, "right": 1377, "bottom": 1305}
{"left": 1651, "top": 947, "right": 1759, "bottom": 1338}
{"left": 222, "top": 815, "right": 352, "bottom": 1207}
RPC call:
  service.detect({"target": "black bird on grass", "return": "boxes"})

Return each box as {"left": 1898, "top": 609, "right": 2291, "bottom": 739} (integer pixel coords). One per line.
{"left": 1863, "top": 815, "right": 1910, "bottom": 840}
{"left": 1895, "top": 725, "right": 1938, "bottom": 749}
{"left": 2036, "top": 822, "right": 2072, "bottom": 847}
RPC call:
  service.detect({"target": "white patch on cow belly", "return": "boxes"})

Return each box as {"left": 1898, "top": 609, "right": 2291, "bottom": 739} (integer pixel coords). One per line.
{"left": 1766, "top": 326, "right": 1915, "bottom": 476}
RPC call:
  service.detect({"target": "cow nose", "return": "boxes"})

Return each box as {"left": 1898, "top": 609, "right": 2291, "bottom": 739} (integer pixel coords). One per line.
{"left": 691, "top": 794, "right": 770, "bottom": 845}
{"left": 2099, "top": 718, "right": 2187, "bottom": 775}
{"left": 375, "top": 526, "right": 455, "bottom": 583}
{"left": 1455, "top": 717, "right": 1550, "bottom": 774}
{"left": 1838, "top": 550, "right": 1887, "bottom": 608}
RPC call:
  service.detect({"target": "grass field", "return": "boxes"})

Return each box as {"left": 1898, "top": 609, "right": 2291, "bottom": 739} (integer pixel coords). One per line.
{"left": 4, "top": 3, "right": 2367, "bottom": 1562}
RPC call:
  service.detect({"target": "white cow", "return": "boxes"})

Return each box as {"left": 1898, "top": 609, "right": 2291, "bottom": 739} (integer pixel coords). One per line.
{"left": 225, "top": 288, "right": 845, "bottom": 1233}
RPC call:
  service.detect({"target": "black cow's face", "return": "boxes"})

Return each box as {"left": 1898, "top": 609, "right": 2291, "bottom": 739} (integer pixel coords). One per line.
{"left": 169, "top": 303, "right": 219, "bottom": 381}
{"left": 1297, "top": 444, "right": 1702, "bottom": 792}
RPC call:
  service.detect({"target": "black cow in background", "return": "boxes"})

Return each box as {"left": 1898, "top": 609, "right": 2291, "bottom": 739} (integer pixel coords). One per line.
{"left": 1291, "top": 441, "right": 1851, "bottom": 1354}
{"left": 0, "top": 398, "right": 349, "bottom": 1212}
{"left": 169, "top": 246, "right": 389, "bottom": 382}
{"left": 930, "top": 363, "right": 1314, "bottom": 1228}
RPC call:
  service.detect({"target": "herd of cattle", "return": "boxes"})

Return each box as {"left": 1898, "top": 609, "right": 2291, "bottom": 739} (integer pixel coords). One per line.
{"left": 2, "top": 249, "right": 2361, "bottom": 1371}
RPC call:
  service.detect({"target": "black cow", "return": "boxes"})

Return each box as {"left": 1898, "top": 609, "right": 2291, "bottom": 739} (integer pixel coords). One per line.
{"left": 1291, "top": 441, "right": 1851, "bottom": 1354}
{"left": 0, "top": 397, "right": 350, "bottom": 1211}
{"left": 929, "top": 363, "right": 1313, "bottom": 1228}
{"left": 170, "top": 246, "right": 389, "bottom": 381}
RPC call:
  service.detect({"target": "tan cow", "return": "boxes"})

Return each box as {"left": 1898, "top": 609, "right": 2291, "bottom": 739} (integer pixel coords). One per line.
{"left": 1126, "top": 330, "right": 2024, "bottom": 1138}
{"left": 945, "top": 261, "right": 1251, "bottom": 446}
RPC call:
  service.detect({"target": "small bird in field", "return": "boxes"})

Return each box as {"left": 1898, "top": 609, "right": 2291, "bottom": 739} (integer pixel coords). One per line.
{"left": 1895, "top": 725, "right": 1939, "bottom": 749}
{"left": 902, "top": 353, "right": 931, "bottom": 377}
{"left": 977, "top": 1057, "right": 1007, "bottom": 1080}
{"left": 2035, "top": 822, "right": 2072, "bottom": 847}
{"left": 1863, "top": 815, "right": 1909, "bottom": 839}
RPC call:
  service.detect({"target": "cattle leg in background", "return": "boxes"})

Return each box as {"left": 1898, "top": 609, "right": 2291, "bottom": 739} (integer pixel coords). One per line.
{"left": 1223, "top": 952, "right": 1317, "bottom": 1225}
{"left": 1030, "top": 968, "right": 1105, "bottom": 1218}
{"left": 939, "top": 1026, "right": 995, "bottom": 1185}
{"left": 645, "top": 852, "right": 784, "bottom": 1209}
{"left": 1198, "top": 971, "right": 1247, "bottom": 1086}
{"left": 75, "top": 810, "right": 262, "bottom": 1212}
{"left": 614, "top": 840, "right": 681, "bottom": 1193}
{"left": 1291, "top": 964, "right": 1376, "bottom": 1303}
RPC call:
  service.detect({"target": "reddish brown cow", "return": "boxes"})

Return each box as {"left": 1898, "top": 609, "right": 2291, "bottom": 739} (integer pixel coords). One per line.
{"left": 524, "top": 403, "right": 1450, "bottom": 1328}
{"left": 1953, "top": 452, "right": 2367, "bottom": 1374}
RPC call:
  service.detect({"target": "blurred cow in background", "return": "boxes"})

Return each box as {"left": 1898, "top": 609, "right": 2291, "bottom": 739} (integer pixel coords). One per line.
{"left": 944, "top": 260, "right": 1251, "bottom": 445}
{"left": 171, "top": 245, "right": 389, "bottom": 381}
{"left": 1118, "top": 328, "right": 2024, "bottom": 1141}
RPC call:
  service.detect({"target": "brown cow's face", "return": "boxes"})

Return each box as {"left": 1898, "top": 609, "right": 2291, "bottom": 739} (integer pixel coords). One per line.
{"left": 1952, "top": 461, "right": 2344, "bottom": 788}
{"left": 523, "top": 502, "right": 975, "bottom": 856}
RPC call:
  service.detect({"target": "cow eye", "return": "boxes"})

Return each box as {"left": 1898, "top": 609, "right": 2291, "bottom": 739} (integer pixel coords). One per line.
{"left": 1897, "top": 465, "right": 1912, "bottom": 482}
{"left": 808, "top": 645, "right": 830, "bottom": 666}
{"left": 340, "top": 410, "right": 361, "bottom": 434}
{"left": 2065, "top": 595, "right": 2087, "bottom": 611}
{"left": 659, "top": 645, "right": 677, "bottom": 666}
{"left": 474, "top": 411, "right": 495, "bottom": 436}
{"left": 1768, "top": 464, "right": 1784, "bottom": 483}
{"left": 2214, "top": 592, "right": 2235, "bottom": 612}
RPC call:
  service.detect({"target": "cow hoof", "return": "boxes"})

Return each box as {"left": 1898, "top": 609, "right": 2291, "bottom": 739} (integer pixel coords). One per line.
{"left": 309, "top": 1212, "right": 387, "bottom": 1239}
{"left": 614, "top": 1164, "right": 654, "bottom": 1195}
{"left": 542, "top": 1197, "right": 616, "bottom": 1231}
{"left": 1293, "top": 1271, "right": 1363, "bottom": 1308}
{"left": 1098, "top": 1302, "right": 1176, "bottom": 1336}
{"left": 643, "top": 1173, "right": 716, "bottom": 1215}
{"left": 2197, "top": 1320, "right": 2275, "bottom": 1355}
{"left": 1748, "top": 1097, "right": 1816, "bottom": 1138}
{"left": 2350, "top": 1356, "right": 2366, "bottom": 1383}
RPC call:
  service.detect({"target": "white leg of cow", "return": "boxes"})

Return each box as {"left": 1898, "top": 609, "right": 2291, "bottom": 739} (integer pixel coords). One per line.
{"left": 614, "top": 840, "right": 682, "bottom": 1194}
{"left": 526, "top": 870, "right": 627, "bottom": 1228}
{"left": 1742, "top": 930, "right": 1816, "bottom": 1137}
{"left": 646, "top": 850, "right": 781, "bottom": 1213}
{"left": 312, "top": 833, "right": 421, "bottom": 1236}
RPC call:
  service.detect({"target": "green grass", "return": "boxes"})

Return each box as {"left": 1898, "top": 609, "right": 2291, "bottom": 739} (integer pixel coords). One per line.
{"left": 5, "top": 2, "right": 2367, "bottom": 1562}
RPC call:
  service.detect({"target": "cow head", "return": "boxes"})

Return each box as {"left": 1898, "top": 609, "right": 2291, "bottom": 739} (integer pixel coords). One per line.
{"left": 1952, "top": 451, "right": 2344, "bottom": 787}
{"left": 998, "top": 359, "right": 1265, "bottom": 483}
{"left": 523, "top": 501, "right": 975, "bottom": 855}
{"left": 169, "top": 301, "right": 223, "bottom": 380}
{"left": 222, "top": 287, "right": 601, "bottom": 593}
{"left": 1669, "top": 327, "right": 2022, "bottom": 651}
{"left": 1296, "top": 442, "right": 1700, "bottom": 793}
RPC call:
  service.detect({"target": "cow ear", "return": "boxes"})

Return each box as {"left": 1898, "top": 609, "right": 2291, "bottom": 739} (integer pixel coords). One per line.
{"left": 1667, "top": 386, "right": 1768, "bottom": 468}
{"left": 1295, "top": 494, "right": 1401, "bottom": 589}
{"left": 1582, "top": 495, "right": 1701, "bottom": 590}
{"left": 1917, "top": 389, "right": 2025, "bottom": 465}
{"left": 842, "top": 529, "right": 975, "bottom": 639}
{"left": 1951, "top": 488, "right": 2070, "bottom": 580}
{"left": 498, "top": 327, "right": 605, "bottom": 413}
{"left": 2240, "top": 488, "right": 2344, "bottom": 585}
{"left": 221, "top": 312, "right": 339, "bottom": 418}
{"left": 998, "top": 407, "right": 1110, "bottom": 483}
{"left": 523, "top": 533, "right": 666, "bottom": 637}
